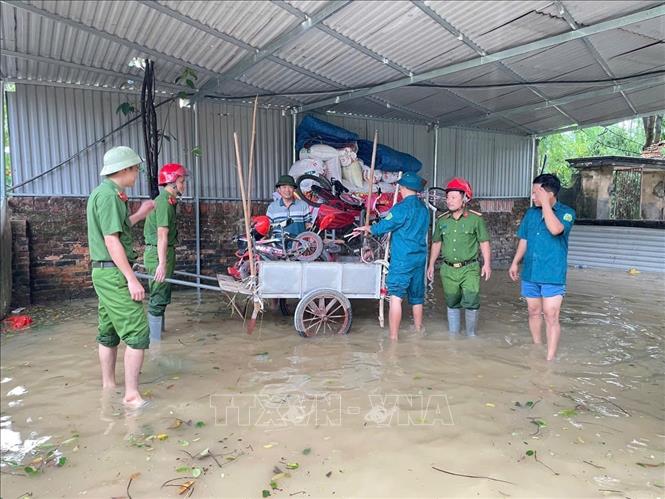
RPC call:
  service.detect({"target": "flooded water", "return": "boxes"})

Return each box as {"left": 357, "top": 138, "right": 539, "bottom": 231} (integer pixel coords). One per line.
{"left": 1, "top": 268, "right": 664, "bottom": 498}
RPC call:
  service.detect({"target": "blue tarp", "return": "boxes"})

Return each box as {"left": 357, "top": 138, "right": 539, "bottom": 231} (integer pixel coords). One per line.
{"left": 296, "top": 115, "right": 422, "bottom": 173}
{"left": 356, "top": 140, "right": 422, "bottom": 173}
{"left": 295, "top": 115, "right": 359, "bottom": 151}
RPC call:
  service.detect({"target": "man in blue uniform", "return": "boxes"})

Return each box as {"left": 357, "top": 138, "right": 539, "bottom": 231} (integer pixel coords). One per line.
{"left": 355, "top": 172, "right": 430, "bottom": 340}
{"left": 509, "top": 173, "right": 576, "bottom": 361}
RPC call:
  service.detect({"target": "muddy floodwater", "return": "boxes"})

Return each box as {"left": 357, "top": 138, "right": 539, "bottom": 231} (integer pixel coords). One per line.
{"left": 1, "top": 268, "right": 664, "bottom": 498}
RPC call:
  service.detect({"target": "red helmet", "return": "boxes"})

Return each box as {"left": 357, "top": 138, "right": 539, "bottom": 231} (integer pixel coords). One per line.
{"left": 445, "top": 177, "right": 473, "bottom": 200}
{"left": 158, "top": 163, "right": 188, "bottom": 185}
{"left": 251, "top": 215, "right": 271, "bottom": 237}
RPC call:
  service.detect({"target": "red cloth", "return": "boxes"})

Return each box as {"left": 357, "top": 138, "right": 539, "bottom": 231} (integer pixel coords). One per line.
{"left": 3, "top": 315, "right": 33, "bottom": 331}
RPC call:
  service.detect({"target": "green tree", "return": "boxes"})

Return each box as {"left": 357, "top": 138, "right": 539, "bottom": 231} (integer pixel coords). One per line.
{"left": 538, "top": 118, "right": 651, "bottom": 187}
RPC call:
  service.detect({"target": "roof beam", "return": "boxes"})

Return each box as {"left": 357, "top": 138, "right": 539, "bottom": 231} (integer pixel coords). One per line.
{"left": 198, "top": 0, "right": 351, "bottom": 95}
{"left": 297, "top": 4, "right": 665, "bottom": 113}
{"left": 136, "top": 0, "right": 429, "bottom": 120}
{"left": 553, "top": 0, "right": 638, "bottom": 114}
{"left": 1, "top": 49, "right": 183, "bottom": 93}
{"left": 412, "top": 1, "right": 574, "bottom": 129}
{"left": 442, "top": 76, "right": 665, "bottom": 127}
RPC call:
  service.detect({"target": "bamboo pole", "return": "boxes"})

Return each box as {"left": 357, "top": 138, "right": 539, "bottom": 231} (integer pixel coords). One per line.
{"left": 378, "top": 173, "right": 402, "bottom": 328}
{"left": 233, "top": 133, "right": 256, "bottom": 283}
{"left": 246, "top": 96, "right": 259, "bottom": 218}
{"left": 233, "top": 132, "right": 260, "bottom": 334}
{"left": 364, "top": 130, "right": 379, "bottom": 228}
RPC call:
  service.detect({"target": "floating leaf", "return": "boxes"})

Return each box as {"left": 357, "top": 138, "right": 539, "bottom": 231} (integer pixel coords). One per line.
{"left": 526, "top": 450, "right": 535, "bottom": 457}
{"left": 192, "top": 467, "right": 202, "bottom": 478}
{"left": 302, "top": 448, "right": 311, "bottom": 455}
{"left": 24, "top": 465, "right": 40, "bottom": 476}
{"left": 169, "top": 419, "right": 184, "bottom": 429}
{"left": 256, "top": 352, "right": 269, "bottom": 356}
{"left": 286, "top": 462, "right": 299, "bottom": 470}
{"left": 525, "top": 401, "right": 534, "bottom": 408}
{"left": 533, "top": 419, "right": 547, "bottom": 427}
{"left": 637, "top": 462, "right": 665, "bottom": 468}
{"left": 485, "top": 403, "right": 495, "bottom": 408}
{"left": 559, "top": 408, "right": 578, "bottom": 417}
{"left": 197, "top": 448, "right": 210, "bottom": 458}
{"left": 195, "top": 421, "right": 205, "bottom": 428}
{"left": 272, "top": 473, "right": 285, "bottom": 481}
{"left": 178, "top": 439, "right": 190, "bottom": 447}
{"left": 156, "top": 433, "right": 169, "bottom": 441}
{"left": 56, "top": 456, "right": 67, "bottom": 467}
{"left": 176, "top": 466, "right": 192, "bottom": 474}
{"left": 326, "top": 471, "right": 332, "bottom": 477}
{"left": 262, "top": 490, "right": 271, "bottom": 497}
{"left": 270, "top": 480, "right": 278, "bottom": 490}
{"left": 179, "top": 480, "right": 195, "bottom": 495}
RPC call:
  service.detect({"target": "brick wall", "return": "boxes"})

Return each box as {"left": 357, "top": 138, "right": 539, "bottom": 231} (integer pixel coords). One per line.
{"left": 7, "top": 197, "right": 268, "bottom": 304}
{"left": 8, "top": 196, "right": 527, "bottom": 304}
{"left": 10, "top": 219, "right": 30, "bottom": 307}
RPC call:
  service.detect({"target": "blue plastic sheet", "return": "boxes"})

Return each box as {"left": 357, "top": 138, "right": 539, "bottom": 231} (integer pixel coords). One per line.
{"left": 296, "top": 114, "right": 422, "bottom": 173}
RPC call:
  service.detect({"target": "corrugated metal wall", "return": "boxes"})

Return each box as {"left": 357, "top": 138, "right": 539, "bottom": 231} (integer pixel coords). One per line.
{"left": 568, "top": 225, "right": 665, "bottom": 273}
{"left": 6, "top": 83, "right": 533, "bottom": 200}
{"left": 6, "top": 83, "right": 292, "bottom": 200}
{"left": 435, "top": 127, "right": 533, "bottom": 198}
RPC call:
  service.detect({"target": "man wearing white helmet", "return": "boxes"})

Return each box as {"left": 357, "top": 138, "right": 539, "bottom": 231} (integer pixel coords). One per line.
{"left": 86, "top": 146, "right": 155, "bottom": 409}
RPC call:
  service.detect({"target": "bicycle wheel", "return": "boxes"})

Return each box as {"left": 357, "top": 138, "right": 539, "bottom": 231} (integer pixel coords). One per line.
{"left": 292, "top": 231, "right": 324, "bottom": 262}
{"left": 296, "top": 174, "right": 333, "bottom": 207}
{"left": 426, "top": 187, "right": 447, "bottom": 212}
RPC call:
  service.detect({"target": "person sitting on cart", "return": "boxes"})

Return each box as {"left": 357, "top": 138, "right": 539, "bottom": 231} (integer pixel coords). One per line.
{"left": 353, "top": 172, "right": 430, "bottom": 341}
{"left": 266, "top": 174, "right": 312, "bottom": 240}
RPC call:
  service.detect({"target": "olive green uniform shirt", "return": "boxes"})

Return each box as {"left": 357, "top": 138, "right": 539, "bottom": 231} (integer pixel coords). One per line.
{"left": 143, "top": 189, "right": 178, "bottom": 246}
{"left": 432, "top": 210, "right": 490, "bottom": 263}
{"left": 86, "top": 179, "right": 136, "bottom": 262}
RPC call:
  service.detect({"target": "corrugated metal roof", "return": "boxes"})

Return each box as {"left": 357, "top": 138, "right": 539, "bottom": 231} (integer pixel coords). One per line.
{"left": 624, "top": 84, "right": 665, "bottom": 112}
{"left": 1, "top": 0, "right": 664, "bottom": 134}
{"left": 322, "top": 1, "right": 475, "bottom": 72}
{"left": 562, "top": 0, "right": 664, "bottom": 27}
{"left": 160, "top": 0, "right": 300, "bottom": 48}
{"left": 284, "top": 1, "right": 330, "bottom": 16}
{"left": 275, "top": 28, "right": 402, "bottom": 87}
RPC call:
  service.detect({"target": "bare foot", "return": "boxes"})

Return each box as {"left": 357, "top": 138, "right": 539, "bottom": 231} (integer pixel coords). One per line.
{"left": 388, "top": 334, "right": 399, "bottom": 341}
{"left": 102, "top": 382, "right": 117, "bottom": 390}
{"left": 123, "top": 395, "right": 148, "bottom": 409}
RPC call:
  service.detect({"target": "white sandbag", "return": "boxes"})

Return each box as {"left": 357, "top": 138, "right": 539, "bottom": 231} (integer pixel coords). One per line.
{"left": 381, "top": 171, "right": 400, "bottom": 184}
{"left": 338, "top": 146, "right": 357, "bottom": 167}
{"left": 342, "top": 159, "right": 364, "bottom": 189}
{"left": 289, "top": 158, "right": 324, "bottom": 180}
{"left": 362, "top": 164, "right": 382, "bottom": 184}
{"left": 301, "top": 144, "right": 339, "bottom": 161}
{"left": 377, "top": 181, "right": 396, "bottom": 193}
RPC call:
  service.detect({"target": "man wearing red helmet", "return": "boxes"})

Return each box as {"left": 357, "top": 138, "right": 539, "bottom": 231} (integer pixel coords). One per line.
{"left": 427, "top": 177, "right": 491, "bottom": 337}
{"left": 143, "top": 163, "right": 188, "bottom": 342}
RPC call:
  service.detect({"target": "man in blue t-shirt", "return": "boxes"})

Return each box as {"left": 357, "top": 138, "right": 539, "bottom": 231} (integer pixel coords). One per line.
{"left": 509, "top": 174, "right": 575, "bottom": 361}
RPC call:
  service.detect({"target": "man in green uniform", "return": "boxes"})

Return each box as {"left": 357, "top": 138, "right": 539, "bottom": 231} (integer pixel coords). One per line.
{"left": 86, "top": 146, "right": 155, "bottom": 408}
{"left": 144, "top": 163, "right": 188, "bottom": 341}
{"left": 427, "top": 178, "right": 491, "bottom": 336}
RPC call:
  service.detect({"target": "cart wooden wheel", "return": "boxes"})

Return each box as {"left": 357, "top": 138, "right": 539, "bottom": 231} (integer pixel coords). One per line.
{"left": 294, "top": 289, "right": 352, "bottom": 337}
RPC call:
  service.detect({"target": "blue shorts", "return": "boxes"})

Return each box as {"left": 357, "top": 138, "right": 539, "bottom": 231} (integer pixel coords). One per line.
{"left": 521, "top": 280, "right": 566, "bottom": 299}
{"left": 386, "top": 265, "right": 425, "bottom": 305}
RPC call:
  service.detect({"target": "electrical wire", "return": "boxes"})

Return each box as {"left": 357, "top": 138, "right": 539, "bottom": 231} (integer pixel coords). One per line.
{"left": 203, "top": 70, "right": 665, "bottom": 100}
